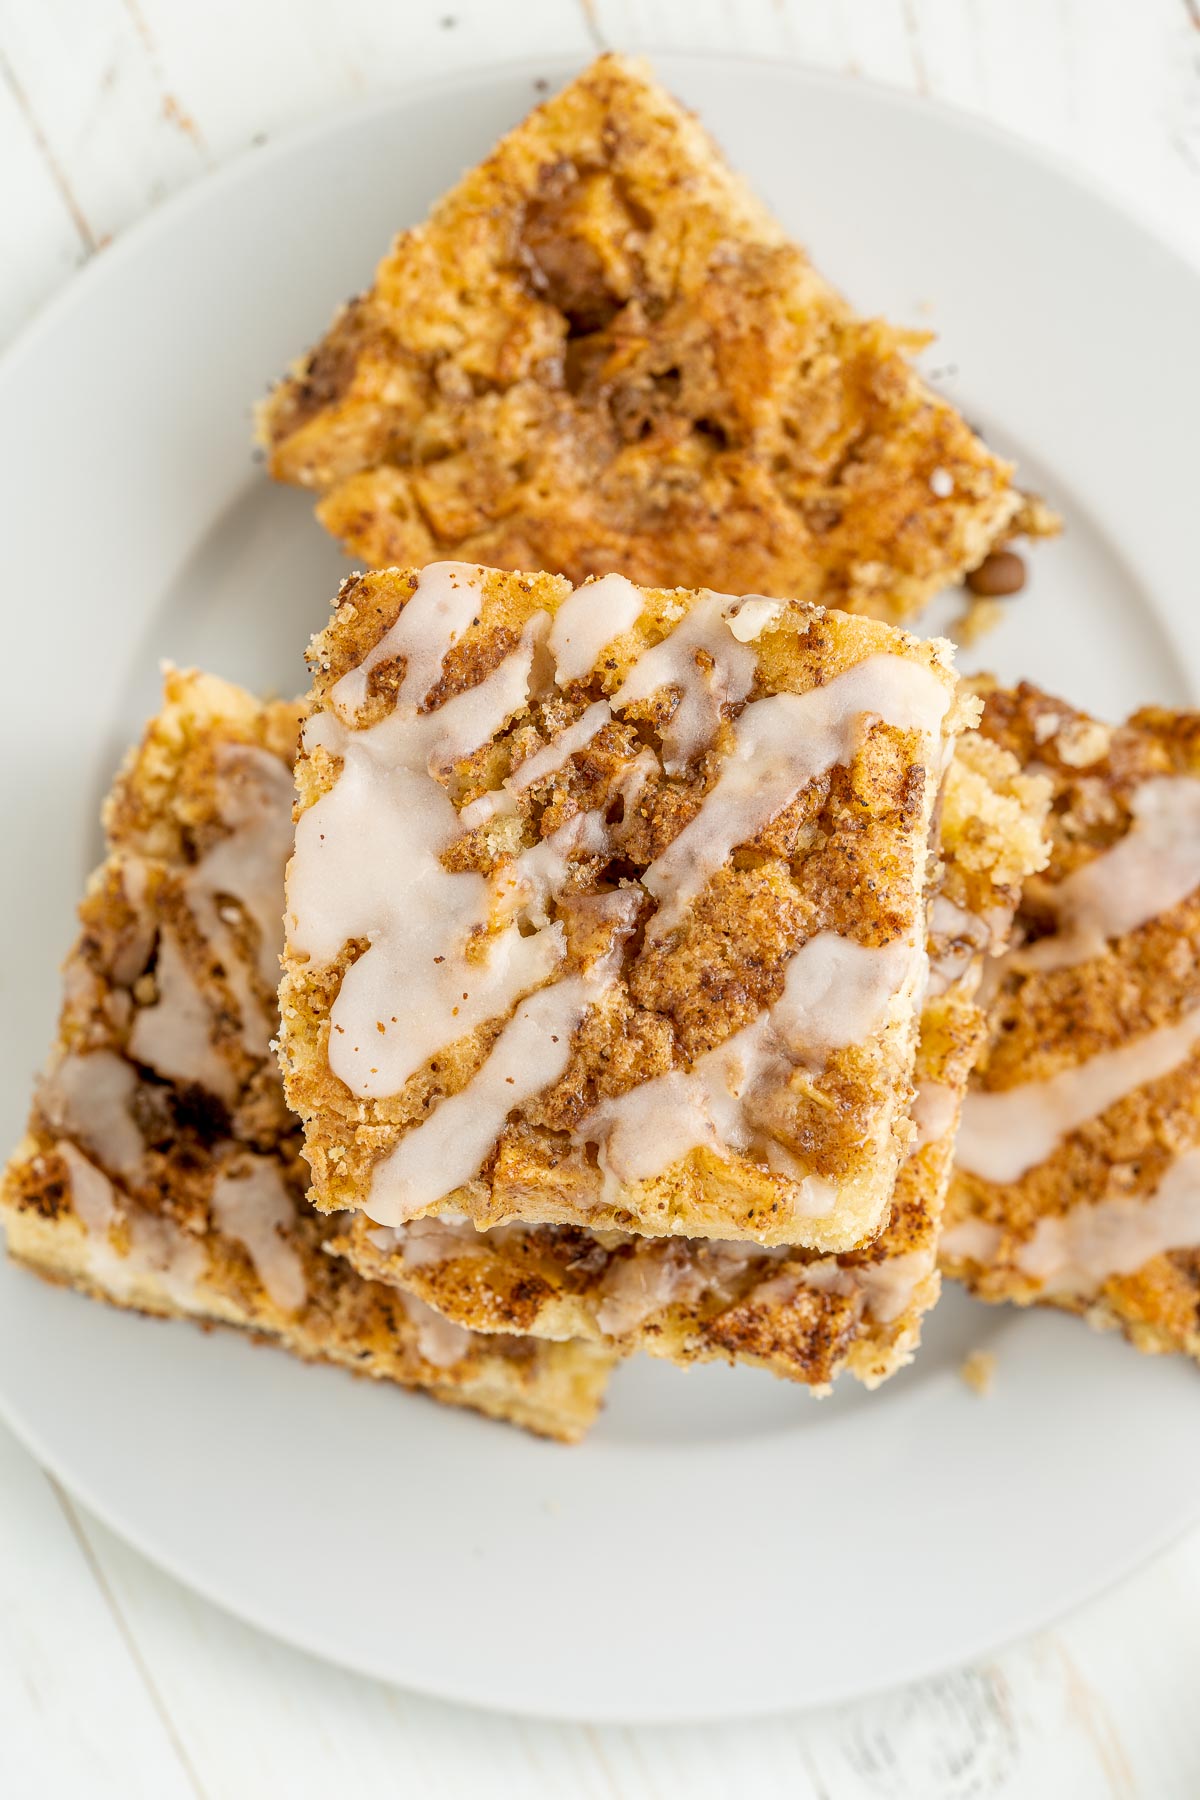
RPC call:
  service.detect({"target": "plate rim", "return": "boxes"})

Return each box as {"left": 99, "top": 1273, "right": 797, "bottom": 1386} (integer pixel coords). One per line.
{"left": 6, "top": 1281, "right": 1200, "bottom": 1725}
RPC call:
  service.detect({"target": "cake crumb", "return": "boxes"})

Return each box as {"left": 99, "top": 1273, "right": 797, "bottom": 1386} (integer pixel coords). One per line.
{"left": 1055, "top": 718, "right": 1112, "bottom": 768}
{"left": 950, "top": 597, "right": 1004, "bottom": 648}
{"left": 960, "top": 1349, "right": 997, "bottom": 1395}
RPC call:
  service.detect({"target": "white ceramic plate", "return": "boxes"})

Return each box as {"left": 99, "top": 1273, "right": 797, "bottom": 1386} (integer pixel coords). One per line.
{"left": 2, "top": 54, "right": 1200, "bottom": 1724}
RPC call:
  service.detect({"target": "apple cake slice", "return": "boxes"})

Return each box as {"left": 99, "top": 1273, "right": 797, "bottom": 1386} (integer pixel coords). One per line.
{"left": 943, "top": 682, "right": 1200, "bottom": 1364}
{"left": 260, "top": 54, "right": 1053, "bottom": 627}
{"left": 278, "top": 561, "right": 975, "bottom": 1252}
{"left": 334, "top": 730, "right": 1049, "bottom": 1387}
{"left": 0, "top": 668, "right": 614, "bottom": 1442}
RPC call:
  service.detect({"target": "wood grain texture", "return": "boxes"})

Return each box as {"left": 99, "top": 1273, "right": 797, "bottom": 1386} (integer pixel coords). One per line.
{"left": 0, "top": 1424, "right": 198, "bottom": 1800}
{"left": 3, "top": 1, "right": 1200, "bottom": 1795}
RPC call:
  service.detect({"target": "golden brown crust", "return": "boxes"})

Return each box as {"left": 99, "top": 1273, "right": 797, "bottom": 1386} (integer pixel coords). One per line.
{"left": 943, "top": 682, "right": 1200, "bottom": 1363}
{"left": 281, "top": 566, "right": 966, "bottom": 1250}
{"left": 261, "top": 54, "right": 1052, "bottom": 627}
{"left": 0, "top": 669, "right": 614, "bottom": 1442}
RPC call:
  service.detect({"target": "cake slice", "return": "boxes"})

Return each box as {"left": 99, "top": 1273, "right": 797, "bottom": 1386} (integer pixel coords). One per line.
{"left": 260, "top": 54, "right": 1053, "bottom": 627}
{"left": 942, "top": 683, "right": 1200, "bottom": 1364}
{"left": 0, "top": 669, "right": 614, "bottom": 1442}
{"left": 334, "top": 732, "right": 1049, "bottom": 1387}
{"left": 279, "top": 561, "right": 974, "bottom": 1252}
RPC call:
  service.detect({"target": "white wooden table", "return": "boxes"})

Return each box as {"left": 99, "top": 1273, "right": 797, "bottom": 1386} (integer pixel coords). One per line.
{"left": 4, "top": 3, "right": 1200, "bottom": 1794}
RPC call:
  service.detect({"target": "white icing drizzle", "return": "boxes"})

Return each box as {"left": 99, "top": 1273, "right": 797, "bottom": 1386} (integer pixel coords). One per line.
{"left": 770, "top": 932, "right": 921, "bottom": 1061}
{"left": 58, "top": 1140, "right": 204, "bottom": 1307}
{"left": 956, "top": 1004, "right": 1200, "bottom": 1185}
{"left": 329, "top": 913, "right": 563, "bottom": 1102}
{"left": 926, "top": 895, "right": 992, "bottom": 998}
{"left": 290, "top": 734, "right": 483, "bottom": 968}
{"left": 547, "top": 572, "right": 645, "bottom": 685}
{"left": 940, "top": 1216, "right": 1004, "bottom": 1264}
{"left": 610, "top": 589, "right": 757, "bottom": 774}
{"left": 942, "top": 1149, "right": 1200, "bottom": 1298}
{"left": 289, "top": 619, "right": 566, "bottom": 1099}
{"left": 399, "top": 1289, "right": 474, "bottom": 1368}
{"left": 119, "top": 853, "right": 150, "bottom": 909}
{"left": 911, "top": 1080, "right": 959, "bottom": 1151}
{"left": 127, "top": 1216, "right": 206, "bottom": 1306}
{"left": 749, "top": 1260, "right": 859, "bottom": 1319}
{"left": 323, "top": 614, "right": 548, "bottom": 783}
{"left": 609, "top": 747, "right": 659, "bottom": 831}
{"left": 128, "top": 744, "right": 294, "bottom": 1095}
{"left": 59, "top": 1140, "right": 119, "bottom": 1237}
{"left": 41, "top": 1050, "right": 143, "bottom": 1176}
{"left": 211, "top": 1157, "right": 307, "bottom": 1313}
{"left": 370, "top": 1214, "right": 482, "bottom": 1269}
{"left": 594, "top": 1243, "right": 706, "bottom": 1337}
{"left": 724, "top": 597, "right": 785, "bottom": 643}
{"left": 1014, "top": 1147, "right": 1200, "bottom": 1295}
{"left": 109, "top": 855, "right": 157, "bottom": 985}
{"left": 644, "top": 654, "right": 950, "bottom": 937}
{"left": 856, "top": 1248, "right": 932, "bottom": 1324}
{"left": 756, "top": 1150, "right": 840, "bottom": 1209}
{"left": 200, "top": 745, "right": 296, "bottom": 988}
{"left": 508, "top": 700, "right": 612, "bottom": 792}
{"left": 364, "top": 974, "right": 601, "bottom": 1225}
{"left": 331, "top": 562, "right": 486, "bottom": 719}
{"left": 558, "top": 889, "right": 644, "bottom": 958}
{"left": 459, "top": 700, "right": 612, "bottom": 830}
{"left": 427, "top": 617, "right": 549, "bottom": 775}
{"left": 930, "top": 895, "right": 975, "bottom": 939}
{"left": 456, "top": 786, "right": 520, "bottom": 831}
{"left": 582, "top": 1038, "right": 750, "bottom": 1189}
{"left": 797, "top": 1257, "right": 861, "bottom": 1296}
{"left": 580, "top": 930, "right": 918, "bottom": 1198}
{"left": 489, "top": 811, "right": 610, "bottom": 931}
{"left": 592, "top": 1238, "right": 789, "bottom": 1337}
{"left": 129, "top": 931, "right": 237, "bottom": 1102}
{"left": 1013, "top": 776, "right": 1200, "bottom": 973}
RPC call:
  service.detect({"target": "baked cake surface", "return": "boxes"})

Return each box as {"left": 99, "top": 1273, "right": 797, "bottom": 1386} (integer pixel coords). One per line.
{"left": 943, "top": 682, "right": 1200, "bottom": 1364}
{"left": 0, "top": 669, "right": 613, "bottom": 1443}
{"left": 279, "top": 561, "right": 972, "bottom": 1251}
{"left": 335, "top": 730, "right": 1049, "bottom": 1387}
{"left": 260, "top": 54, "right": 1050, "bottom": 627}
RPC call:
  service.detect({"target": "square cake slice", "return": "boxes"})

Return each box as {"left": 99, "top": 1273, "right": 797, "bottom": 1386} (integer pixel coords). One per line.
{"left": 334, "top": 731, "right": 1049, "bottom": 1388}
{"left": 942, "top": 683, "right": 1200, "bottom": 1364}
{"left": 278, "top": 561, "right": 973, "bottom": 1251}
{"left": 260, "top": 54, "right": 1052, "bottom": 627}
{"left": 0, "top": 669, "right": 614, "bottom": 1443}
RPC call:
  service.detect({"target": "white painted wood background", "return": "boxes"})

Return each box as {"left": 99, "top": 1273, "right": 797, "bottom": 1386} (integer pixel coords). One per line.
{"left": 3, "top": 2, "right": 1200, "bottom": 1794}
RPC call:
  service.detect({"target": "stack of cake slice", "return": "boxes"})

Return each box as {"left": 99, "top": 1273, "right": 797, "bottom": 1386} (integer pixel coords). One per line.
{"left": 9, "top": 52, "right": 1200, "bottom": 1448}
{"left": 333, "top": 719, "right": 1047, "bottom": 1388}
{"left": 0, "top": 590, "right": 1046, "bottom": 1435}
{"left": 274, "top": 560, "right": 1049, "bottom": 1397}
